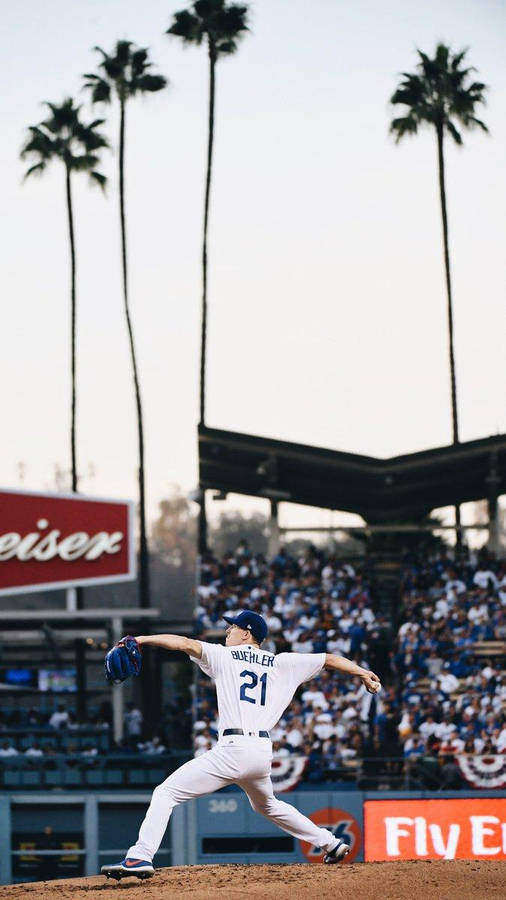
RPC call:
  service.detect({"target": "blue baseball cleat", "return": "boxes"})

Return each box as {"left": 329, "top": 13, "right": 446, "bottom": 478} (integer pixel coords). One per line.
{"left": 323, "top": 840, "right": 350, "bottom": 864}
{"left": 101, "top": 857, "right": 154, "bottom": 880}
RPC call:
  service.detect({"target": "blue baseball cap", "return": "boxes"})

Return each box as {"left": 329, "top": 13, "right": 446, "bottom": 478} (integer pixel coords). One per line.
{"left": 223, "top": 611, "right": 268, "bottom": 645}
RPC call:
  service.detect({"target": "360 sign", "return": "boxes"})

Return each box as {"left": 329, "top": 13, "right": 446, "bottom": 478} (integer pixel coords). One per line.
{"left": 0, "top": 488, "right": 135, "bottom": 595}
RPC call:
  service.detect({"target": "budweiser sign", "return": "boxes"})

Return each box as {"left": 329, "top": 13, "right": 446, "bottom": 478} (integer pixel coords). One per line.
{"left": 0, "top": 489, "right": 135, "bottom": 595}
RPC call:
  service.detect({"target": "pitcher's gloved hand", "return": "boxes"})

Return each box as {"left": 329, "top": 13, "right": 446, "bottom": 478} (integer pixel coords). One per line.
{"left": 104, "top": 635, "right": 142, "bottom": 684}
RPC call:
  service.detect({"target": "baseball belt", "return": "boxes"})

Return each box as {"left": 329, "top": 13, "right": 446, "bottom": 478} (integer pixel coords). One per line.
{"left": 222, "top": 728, "right": 270, "bottom": 738}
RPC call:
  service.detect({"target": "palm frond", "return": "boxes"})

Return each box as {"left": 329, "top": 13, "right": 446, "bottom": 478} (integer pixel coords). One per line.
{"left": 131, "top": 48, "right": 149, "bottom": 77}
{"left": 70, "top": 153, "right": 100, "bottom": 171}
{"left": 84, "top": 77, "right": 111, "bottom": 104}
{"left": 103, "top": 57, "right": 127, "bottom": 81}
{"left": 215, "top": 38, "right": 237, "bottom": 55}
{"left": 89, "top": 170, "right": 107, "bottom": 190}
{"left": 116, "top": 40, "right": 133, "bottom": 65}
{"left": 42, "top": 98, "right": 81, "bottom": 135}
{"left": 167, "top": 9, "right": 203, "bottom": 43}
{"left": 451, "top": 49, "right": 468, "bottom": 71}
{"left": 390, "top": 115, "right": 418, "bottom": 141}
{"left": 74, "top": 119, "right": 109, "bottom": 151}
{"left": 20, "top": 126, "right": 55, "bottom": 159}
{"left": 212, "top": 5, "right": 249, "bottom": 41}
{"left": 468, "top": 115, "right": 488, "bottom": 132}
{"left": 445, "top": 120, "right": 462, "bottom": 145}
{"left": 435, "top": 43, "right": 450, "bottom": 69}
{"left": 467, "top": 79, "right": 486, "bottom": 94}
{"left": 132, "top": 73, "right": 168, "bottom": 94}
{"left": 23, "top": 161, "right": 47, "bottom": 180}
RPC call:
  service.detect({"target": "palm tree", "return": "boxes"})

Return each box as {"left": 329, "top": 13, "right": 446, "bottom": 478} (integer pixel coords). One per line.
{"left": 390, "top": 43, "right": 487, "bottom": 543}
{"left": 21, "top": 98, "right": 107, "bottom": 493}
{"left": 167, "top": 0, "right": 249, "bottom": 554}
{"left": 84, "top": 42, "right": 167, "bottom": 609}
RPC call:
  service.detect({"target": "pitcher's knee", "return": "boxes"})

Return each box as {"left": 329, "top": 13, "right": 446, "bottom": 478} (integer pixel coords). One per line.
{"left": 153, "top": 782, "right": 177, "bottom": 806}
{"left": 252, "top": 797, "right": 278, "bottom": 816}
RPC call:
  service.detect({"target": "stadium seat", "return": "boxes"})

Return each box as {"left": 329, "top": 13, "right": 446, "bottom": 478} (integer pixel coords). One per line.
{"left": 149, "top": 769, "right": 166, "bottom": 784}
{"left": 105, "top": 769, "right": 123, "bottom": 785}
{"left": 44, "top": 769, "right": 64, "bottom": 786}
{"left": 85, "top": 769, "right": 104, "bottom": 786}
{"left": 21, "top": 770, "right": 42, "bottom": 787}
{"left": 472, "top": 641, "right": 505, "bottom": 656}
{"left": 128, "top": 769, "right": 146, "bottom": 785}
{"left": 63, "top": 769, "right": 82, "bottom": 786}
{"left": 3, "top": 770, "right": 22, "bottom": 787}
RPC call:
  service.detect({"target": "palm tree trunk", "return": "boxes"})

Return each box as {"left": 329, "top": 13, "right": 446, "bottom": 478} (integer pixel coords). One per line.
{"left": 65, "top": 167, "right": 86, "bottom": 690}
{"left": 197, "top": 45, "right": 217, "bottom": 556}
{"left": 119, "top": 97, "right": 150, "bottom": 609}
{"left": 436, "top": 125, "right": 462, "bottom": 547}
{"left": 65, "top": 165, "right": 78, "bottom": 493}
{"left": 201, "top": 46, "right": 216, "bottom": 426}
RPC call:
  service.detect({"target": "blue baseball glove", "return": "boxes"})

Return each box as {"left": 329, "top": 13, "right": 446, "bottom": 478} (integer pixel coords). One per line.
{"left": 104, "top": 635, "right": 142, "bottom": 684}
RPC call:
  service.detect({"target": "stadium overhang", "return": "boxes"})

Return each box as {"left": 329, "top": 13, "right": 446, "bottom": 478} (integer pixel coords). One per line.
{"left": 199, "top": 426, "right": 506, "bottom": 524}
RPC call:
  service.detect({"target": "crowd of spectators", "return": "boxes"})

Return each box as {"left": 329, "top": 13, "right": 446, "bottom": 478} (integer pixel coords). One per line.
{"left": 0, "top": 700, "right": 185, "bottom": 761}
{"left": 192, "top": 542, "right": 506, "bottom": 785}
{"left": 394, "top": 553, "right": 506, "bottom": 774}
{"left": 0, "top": 702, "right": 110, "bottom": 732}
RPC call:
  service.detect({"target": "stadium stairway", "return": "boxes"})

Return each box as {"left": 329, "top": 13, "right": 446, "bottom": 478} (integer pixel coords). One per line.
{"left": 369, "top": 552, "right": 403, "bottom": 625}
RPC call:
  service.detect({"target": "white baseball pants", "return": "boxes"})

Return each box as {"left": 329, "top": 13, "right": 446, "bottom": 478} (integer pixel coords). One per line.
{"left": 128, "top": 739, "right": 338, "bottom": 861}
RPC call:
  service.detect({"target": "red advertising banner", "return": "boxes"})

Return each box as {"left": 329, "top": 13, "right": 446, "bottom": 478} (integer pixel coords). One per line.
{"left": 365, "top": 798, "right": 506, "bottom": 861}
{"left": 300, "top": 807, "right": 361, "bottom": 863}
{"left": 0, "top": 488, "right": 135, "bottom": 595}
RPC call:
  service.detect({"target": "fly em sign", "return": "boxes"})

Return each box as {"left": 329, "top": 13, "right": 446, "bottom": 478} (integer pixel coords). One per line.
{"left": 365, "top": 798, "right": 506, "bottom": 861}
{"left": 0, "top": 488, "right": 135, "bottom": 595}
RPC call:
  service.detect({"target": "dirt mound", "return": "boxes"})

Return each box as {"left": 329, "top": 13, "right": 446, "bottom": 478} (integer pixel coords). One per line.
{"left": 1, "top": 860, "right": 504, "bottom": 900}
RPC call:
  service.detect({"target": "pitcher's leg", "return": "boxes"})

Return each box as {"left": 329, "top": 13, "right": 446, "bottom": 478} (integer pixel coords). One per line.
{"left": 128, "top": 749, "right": 232, "bottom": 861}
{"left": 240, "top": 775, "right": 337, "bottom": 852}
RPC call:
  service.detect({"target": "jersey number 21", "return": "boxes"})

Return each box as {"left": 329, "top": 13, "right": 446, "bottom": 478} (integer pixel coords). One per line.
{"left": 240, "top": 670, "right": 268, "bottom": 706}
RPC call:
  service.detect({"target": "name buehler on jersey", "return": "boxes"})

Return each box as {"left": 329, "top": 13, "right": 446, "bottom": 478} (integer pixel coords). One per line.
{"left": 101, "top": 610, "right": 381, "bottom": 878}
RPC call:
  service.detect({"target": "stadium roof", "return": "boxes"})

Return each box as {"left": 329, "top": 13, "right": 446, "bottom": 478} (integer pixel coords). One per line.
{"left": 199, "top": 426, "right": 506, "bottom": 523}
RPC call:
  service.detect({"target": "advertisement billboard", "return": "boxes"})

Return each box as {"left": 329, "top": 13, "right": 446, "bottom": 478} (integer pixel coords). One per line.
{"left": 299, "top": 806, "right": 361, "bottom": 863}
{"left": 0, "top": 488, "right": 135, "bottom": 595}
{"left": 365, "top": 798, "right": 506, "bottom": 861}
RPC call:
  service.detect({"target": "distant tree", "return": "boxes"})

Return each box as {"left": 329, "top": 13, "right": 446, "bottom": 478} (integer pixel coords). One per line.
{"left": 152, "top": 486, "right": 197, "bottom": 570}
{"left": 210, "top": 510, "right": 268, "bottom": 558}
{"left": 84, "top": 42, "right": 167, "bottom": 608}
{"left": 150, "top": 488, "right": 196, "bottom": 621}
{"left": 167, "top": 0, "right": 249, "bottom": 555}
{"left": 390, "top": 44, "right": 487, "bottom": 546}
{"left": 21, "top": 99, "right": 107, "bottom": 492}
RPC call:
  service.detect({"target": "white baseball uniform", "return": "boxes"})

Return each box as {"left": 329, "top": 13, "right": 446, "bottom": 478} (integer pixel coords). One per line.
{"left": 127, "top": 641, "right": 340, "bottom": 861}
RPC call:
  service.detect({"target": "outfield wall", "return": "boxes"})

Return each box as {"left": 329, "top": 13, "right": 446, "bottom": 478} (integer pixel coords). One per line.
{"left": 0, "top": 789, "right": 505, "bottom": 884}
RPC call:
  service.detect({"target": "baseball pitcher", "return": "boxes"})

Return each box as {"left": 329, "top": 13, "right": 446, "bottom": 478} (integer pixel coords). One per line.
{"left": 101, "top": 610, "right": 380, "bottom": 879}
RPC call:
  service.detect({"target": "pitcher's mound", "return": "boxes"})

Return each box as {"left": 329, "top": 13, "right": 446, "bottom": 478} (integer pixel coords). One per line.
{"left": 1, "top": 860, "right": 504, "bottom": 900}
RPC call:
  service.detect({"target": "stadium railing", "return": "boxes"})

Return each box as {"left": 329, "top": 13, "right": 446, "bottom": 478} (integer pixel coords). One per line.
{"left": 0, "top": 727, "right": 111, "bottom": 753}
{"left": 0, "top": 751, "right": 193, "bottom": 790}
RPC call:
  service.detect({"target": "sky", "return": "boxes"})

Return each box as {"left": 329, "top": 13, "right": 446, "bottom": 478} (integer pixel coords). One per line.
{"left": 1, "top": 0, "right": 505, "bottom": 534}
